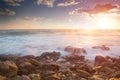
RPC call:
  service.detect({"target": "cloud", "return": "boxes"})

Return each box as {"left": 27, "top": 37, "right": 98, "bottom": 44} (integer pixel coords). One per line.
{"left": 57, "top": 0, "right": 79, "bottom": 7}
{"left": 0, "top": 8, "right": 16, "bottom": 16}
{"left": 74, "top": 3, "right": 118, "bottom": 15}
{"left": 36, "top": 0, "right": 55, "bottom": 7}
{"left": 3, "top": 0, "right": 24, "bottom": 6}
{"left": 69, "top": 3, "right": 118, "bottom": 15}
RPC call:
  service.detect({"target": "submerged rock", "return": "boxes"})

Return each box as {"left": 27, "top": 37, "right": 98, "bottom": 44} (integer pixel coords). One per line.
{"left": 0, "top": 61, "right": 18, "bottom": 77}
{"left": 64, "top": 46, "right": 87, "bottom": 55}
{"left": 92, "top": 45, "right": 110, "bottom": 51}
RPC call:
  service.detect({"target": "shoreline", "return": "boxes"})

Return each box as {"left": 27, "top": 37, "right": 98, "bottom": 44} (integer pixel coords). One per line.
{"left": 0, "top": 51, "right": 120, "bottom": 80}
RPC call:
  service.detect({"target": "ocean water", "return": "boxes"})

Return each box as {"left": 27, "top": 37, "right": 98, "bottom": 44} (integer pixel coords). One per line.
{"left": 0, "top": 29, "right": 120, "bottom": 60}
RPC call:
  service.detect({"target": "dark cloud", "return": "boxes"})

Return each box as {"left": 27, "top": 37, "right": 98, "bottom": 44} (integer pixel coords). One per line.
{"left": 3, "top": 0, "right": 24, "bottom": 6}
{"left": 36, "top": 0, "right": 55, "bottom": 7}
{"left": 57, "top": 0, "right": 79, "bottom": 7}
{"left": 77, "top": 3, "right": 118, "bottom": 14}
{"left": 0, "top": 8, "right": 16, "bottom": 16}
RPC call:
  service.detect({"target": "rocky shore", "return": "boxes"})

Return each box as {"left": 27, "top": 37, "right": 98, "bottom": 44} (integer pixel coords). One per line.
{"left": 0, "top": 51, "right": 120, "bottom": 80}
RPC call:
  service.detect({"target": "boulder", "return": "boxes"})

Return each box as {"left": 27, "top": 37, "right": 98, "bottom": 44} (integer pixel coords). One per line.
{"left": 41, "top": 63, "right": 61, "bottom": 71}
{"left": 76, "top": 69, "right": 90, "bottom": 78}
{"left": 64, "top": 46, "right": 87, "bottom": 55}
{"left": 0, "top": 61, "right": 18, "bottom": 77}
{"left": 64, "top": 46, "right": 74, "bottom": 53}
{"left": 92, "top": 45, "right": 110, "bottom": 51}
{"left": 0, "top": 54, "right": 19, "bottom": 62}
{"left": 0, "top": 75, "right": 6, "bottom": 80}
{"left": 9, "top": 75, "right": 31, "bottom": 80}
{"left": 94, "top": 56, "right": 106, "bottom": 66}
{"left": 18, "top": 61, "right": 35, "bottom": 75}
{"left": 36, "top": 51, "right": 61, "bottom": 62}
{"left": 28, "top": 74, "right": 41, "bottom": 80}
{"left": 64, "top": 55, "right": 85, "bottom": 63}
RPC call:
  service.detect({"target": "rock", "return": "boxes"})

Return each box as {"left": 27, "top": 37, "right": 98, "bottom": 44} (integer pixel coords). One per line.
{"left": 36, "top": 51, "right": 61, "bottom": 62}
{"left": 29, "top": 59, "right": 41, "bottom": 66}
{"left": 9, "top": 75, "right": 31, "bottom": 80}
{"left": 64, "top": 55, "right": 85, "bottom": 63}
{"left": 18, "top": 61, "right": 35, "bottom": 75}
{"left": 94, "top": 56, "right": 106, "bottom": 66}
{"left": 92, "top": 75, "right": 106, "bottom": 80}
{"left": 28, "top": 74, "right": 41, "bottom": 80}
{"left": 45, "top": 74, "right": 60, "bottom": 80}
{"left": 76, "top": 69, "right": 90, "bottom": 78}
{"left": 93, "top": 66, "right": 113, "bottom": 75}
{"left": 92, "top": 45, "right": 110, "bottom": 51}
{"left": 0, "top": 61, "right": 18, "bottom": 77}
{"left": 0, "top": 54, "right": 19, "bottom": 62}
{"left": 110, "top": 71, "right": 120, "bottom": 78}
{"left": 109, "top": 78, "right": 120, "bottom": 80}
{"left": 41, "top": 63, "right": 61, "bottom": 71}
{"left": 0, "top": 75, "right": 6, "bottom": 80}
{"left": 64, "top": 46, "right": 74, "bottom": 53}
{"left": 64, "top": 46, "right": 87, "bottom": 55}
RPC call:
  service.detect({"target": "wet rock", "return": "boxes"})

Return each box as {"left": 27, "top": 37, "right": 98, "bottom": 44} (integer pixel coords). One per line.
{"left": 110, "top": 71, "right": 120, "bottom": 78}
{"left": 45, "top": 74, "right": 60, "bottom": 80}
{"left": 64, "top": 46, "right": 87, "bottom": 55}
{"left": 93, "top": 66, "right": 113, "bottom": 75}
{"left": 91, "top": 74, "right": 106, "bottom": 80}
{"left": 0, "top": 75, "right": 6, "bottom": 80}
{"left": 64, "top": 46, "right": 74, "bottom": 53}
{"left": 76, "top": 69, "right": 90, "bottom": 78}
{"left": 95, "top": 56, "right": 106, "bottom": 66}
{"left": 36, "top": 51, "right": 61, "bottom": 62}
{"left": 28, "top": 74, "right": 41, "bottom": 80}
{"left": 18, "top": 61, "right": 35, "bottom": 75}
{"left": 92, "top": 45, "right": 110, "bottom": 51}
{"left": 109, "top": 78, "right": 120, "bottom": 80}
{"left": 0, "top": 54, "right": 19, "bottom": 62}
{"left": 29, "top": 59, "right": 41, "bottom": 66}
{"left": 9, "top": 75, "right": 31, "bottom": 80}
{"left": 0, "top": 61, "right": 18, "bottom": 77}
{"left": 41, "top": 63, "right": 61, "bottom": 71}
{"left": 64, "top": 55, "right": 85, "bottom": 63}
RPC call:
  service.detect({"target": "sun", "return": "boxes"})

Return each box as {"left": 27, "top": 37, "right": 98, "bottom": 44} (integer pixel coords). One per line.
{"left": 96, "top": 15, "right": 117, "bottom": 29}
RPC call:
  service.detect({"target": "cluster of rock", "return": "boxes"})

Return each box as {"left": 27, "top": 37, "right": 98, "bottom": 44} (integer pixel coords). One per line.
{"left": 0, "top": 51, "right": 120, "bottom": 80}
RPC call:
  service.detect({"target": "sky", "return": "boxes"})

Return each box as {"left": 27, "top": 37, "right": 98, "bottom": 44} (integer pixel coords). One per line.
{"left": 0, "top": 0, "right": 120, "bottom": 29}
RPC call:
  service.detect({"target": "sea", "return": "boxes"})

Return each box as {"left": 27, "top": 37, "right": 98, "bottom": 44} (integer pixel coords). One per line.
{"left": 0, "top": 29, "right": 120, "bottom": 61}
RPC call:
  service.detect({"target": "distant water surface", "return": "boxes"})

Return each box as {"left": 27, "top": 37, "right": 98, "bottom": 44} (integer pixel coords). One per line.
{"left": 0, "top": 29, "right": 120, "bottom": 59}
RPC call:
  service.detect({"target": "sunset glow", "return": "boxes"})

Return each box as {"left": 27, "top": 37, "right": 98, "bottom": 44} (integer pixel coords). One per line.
{"left": 0, "top": 0, "right": 120, "bottom": 29}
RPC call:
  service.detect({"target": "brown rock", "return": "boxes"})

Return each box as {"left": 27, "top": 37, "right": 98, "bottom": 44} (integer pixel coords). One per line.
{"left": 28, "top": 74, "right": 41, "bottom": 80}
{"left": 41, "top": 63, "right": 61, "bottom": 71}
{"left": 0, "top": 75, "right": 6, "bottom": 80}
{"left": 36, "top": 51, "right": 61, "bottom": 62}
{"left": 76, "top": 69, "right": 90, "bottom": 78}
{"left": 64, "top": 55, "right": 85, "bottom": 63}
{"left": 94, "top": 56, "right": 106, "bottom": 66}
{"left": 64, "top": 46, "right": 87, "bottom": 55}
{"left": 92, "top": 45, "right": 110, "bottom": 51}
{"left": 0, "top": 61, "right": 18, "bottom": 77}
{"left": 18, "top": 61, "right": 35, "bottom": 75}
{"left": 9, "top": 75, "right": 31, "bottom": 80}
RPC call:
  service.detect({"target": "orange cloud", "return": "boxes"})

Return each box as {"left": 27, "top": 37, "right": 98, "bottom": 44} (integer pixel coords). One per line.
{"left": 77, "top": 3, "right": 118, "bottom": 14}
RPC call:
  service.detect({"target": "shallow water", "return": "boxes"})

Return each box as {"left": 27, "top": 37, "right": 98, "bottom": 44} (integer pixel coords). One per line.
{"left": 0, "top": 29, "right": 120, "bottom": 60}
